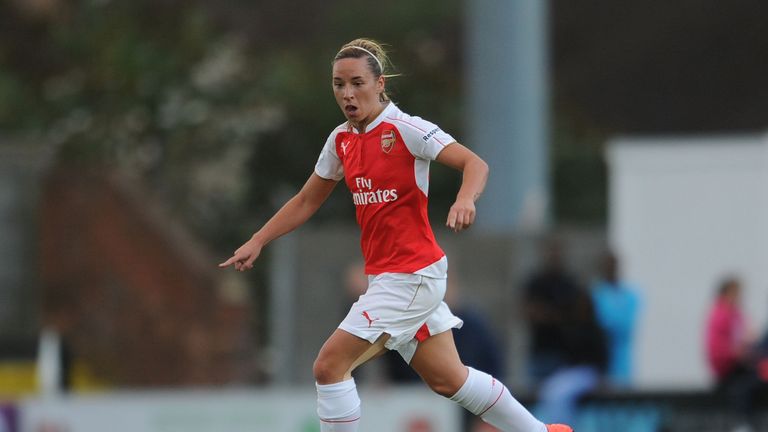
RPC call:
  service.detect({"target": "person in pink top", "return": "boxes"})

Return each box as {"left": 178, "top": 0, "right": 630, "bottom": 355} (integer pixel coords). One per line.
{"left": 706, "top": 276, "right": 750, "bottom": 380}
{"left": 705, "top": 276, "right": 762, "bottom": 429}
{"left": 220, "top": 38, "right": 571, "bottom": 432}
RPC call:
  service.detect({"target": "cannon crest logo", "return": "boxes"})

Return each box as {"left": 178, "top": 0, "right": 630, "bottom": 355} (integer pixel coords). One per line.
{"left": 381, "top": 130, "right": 396, "bottom": 153}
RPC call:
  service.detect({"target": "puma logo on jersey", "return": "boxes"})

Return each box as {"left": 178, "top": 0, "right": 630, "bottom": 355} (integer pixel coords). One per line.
{"left": 341, "top": 141, "right": 350, "bottom": 155}
{"left": 362, "top": 311, "right": 380, "bottom": 328}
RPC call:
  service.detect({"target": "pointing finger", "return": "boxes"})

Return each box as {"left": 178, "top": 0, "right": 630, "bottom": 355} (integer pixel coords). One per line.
{"left": 219, "top": 256, "right": 237, "bottom": 268}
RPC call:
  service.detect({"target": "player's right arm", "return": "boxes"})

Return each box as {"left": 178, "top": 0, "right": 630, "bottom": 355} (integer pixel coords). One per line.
{"left": 219, "top": 173, "right": 338, "bottom": 272}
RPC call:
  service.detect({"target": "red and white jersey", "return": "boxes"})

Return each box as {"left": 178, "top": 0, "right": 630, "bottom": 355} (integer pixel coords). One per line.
{"left": 315, "top": 102, "right": 455, "bottom": 276}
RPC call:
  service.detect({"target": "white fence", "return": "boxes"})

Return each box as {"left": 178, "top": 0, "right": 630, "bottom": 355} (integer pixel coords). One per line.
{"left": 19, "top": 387, "right": 460, "bottom": 432}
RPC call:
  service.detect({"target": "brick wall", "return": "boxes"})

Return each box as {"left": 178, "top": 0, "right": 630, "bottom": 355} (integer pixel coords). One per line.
{"left": 39, "top": 166, "right": 256, "bottom": 387}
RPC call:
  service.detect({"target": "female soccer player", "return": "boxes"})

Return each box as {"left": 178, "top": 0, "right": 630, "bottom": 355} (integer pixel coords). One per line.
{"left": 220, "top": 38, "right": 572, "bottom": 432}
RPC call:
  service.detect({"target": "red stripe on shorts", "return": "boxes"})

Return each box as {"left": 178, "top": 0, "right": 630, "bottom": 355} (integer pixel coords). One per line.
{"left": 414, "top": 323, "right": 431, "bottom": 342}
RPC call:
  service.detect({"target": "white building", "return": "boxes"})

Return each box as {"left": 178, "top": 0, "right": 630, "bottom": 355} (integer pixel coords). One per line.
{"left": 607, "top": 133, "right": 768, "bottom": 389}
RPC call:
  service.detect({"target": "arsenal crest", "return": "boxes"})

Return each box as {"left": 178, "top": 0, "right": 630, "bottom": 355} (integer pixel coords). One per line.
{"left": 381, "top": 130, "right": 396, "bottom": 153}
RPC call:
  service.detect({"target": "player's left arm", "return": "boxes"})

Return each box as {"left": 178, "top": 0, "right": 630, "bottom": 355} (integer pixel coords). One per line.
{"left": 435, "top": 142, "right": 489, "bottom": 232}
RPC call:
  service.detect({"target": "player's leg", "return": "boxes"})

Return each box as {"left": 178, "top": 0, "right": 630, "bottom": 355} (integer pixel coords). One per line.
{"left": 409, "top": 330, "right": 552, "bottom": 432}
{"left": 315, "top": 268, "right": 432, "bottom": 432}
{"left": 314, "top": 329, "right": 389, "bottom": 383}
{"left": 313, "top": 329, "right": 388, "bottom": 431}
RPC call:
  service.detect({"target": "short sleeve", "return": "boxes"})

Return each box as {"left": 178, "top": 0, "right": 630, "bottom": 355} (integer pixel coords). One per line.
{"left": 392, "top": 115, "right": 456, "bottom": 160}
{"left": 314, "top": 130, "right": 344, "bottom": 181}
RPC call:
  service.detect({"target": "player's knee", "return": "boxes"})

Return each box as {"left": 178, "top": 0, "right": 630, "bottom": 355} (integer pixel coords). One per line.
{"left": 313, "top": 355, "right": 342, "bottom": 384}
{"left": 424, "top": 375, "right": 464, "bottom": 398}
{"left": 312, "top": 356, "right": 330, "bottom": 383}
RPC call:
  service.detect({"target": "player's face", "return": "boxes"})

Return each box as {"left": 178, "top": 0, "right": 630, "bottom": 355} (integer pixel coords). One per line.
{"left": 332, "top": 57, "right": 385, "bottom": 130}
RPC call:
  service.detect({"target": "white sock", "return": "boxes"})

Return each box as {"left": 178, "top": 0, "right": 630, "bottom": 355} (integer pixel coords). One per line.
{"left": 450, "top": 367, "right": 546, "bottom": 432}
{"left": 316, "top": 378, "right": 361, "bottom": 432}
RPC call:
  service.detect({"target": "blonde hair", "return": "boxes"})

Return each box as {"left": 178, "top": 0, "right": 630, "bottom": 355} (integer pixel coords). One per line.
{"left": 334, "top": 38, "right": 398, "bottom": 102}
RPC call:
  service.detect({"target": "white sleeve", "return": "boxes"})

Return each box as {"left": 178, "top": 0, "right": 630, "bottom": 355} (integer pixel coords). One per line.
{"left": 393, "top": 116, "right": 456, "bottom": 160}
{"left": 314, "top": 130, "right": 344, "bottom": 181}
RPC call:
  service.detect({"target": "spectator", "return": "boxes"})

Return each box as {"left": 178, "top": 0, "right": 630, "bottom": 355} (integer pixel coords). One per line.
{"left": 705, "top": 276, "right": 761, "bottom": 430}
{"left": 533, "top": 288, "right": 607, "bottom": 426}
{"left": 523, "top": 237, "right": 582, "bottom": 386}
{"left": 590, "top": 250, "right": 642, "bottom": 387}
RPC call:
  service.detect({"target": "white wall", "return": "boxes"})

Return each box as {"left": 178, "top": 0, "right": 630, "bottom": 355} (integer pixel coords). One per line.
{"left": 607, "top": 133, "right": 768, "bottom": 390}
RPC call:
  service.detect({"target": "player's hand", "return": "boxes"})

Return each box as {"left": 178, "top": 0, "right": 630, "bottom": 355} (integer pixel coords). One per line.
{"left": 446, "top": 197, "right": 476, "bottom": 232}
{"left": 218, "top": 237, "right": 263, "bottom": 272}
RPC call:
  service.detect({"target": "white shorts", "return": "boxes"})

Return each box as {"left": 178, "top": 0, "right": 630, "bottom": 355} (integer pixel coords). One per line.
{"left": 338, "top": 272, "right": 463, "bottom": 363}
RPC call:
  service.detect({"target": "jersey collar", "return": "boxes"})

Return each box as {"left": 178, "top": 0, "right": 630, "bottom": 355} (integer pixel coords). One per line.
{"left": 350, "top": 102, "right": 398, "bottom": 134}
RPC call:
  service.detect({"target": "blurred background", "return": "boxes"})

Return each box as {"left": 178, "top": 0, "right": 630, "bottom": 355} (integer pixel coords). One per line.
{"left": 2, "top": 0, "right": 768, "bottom": 431}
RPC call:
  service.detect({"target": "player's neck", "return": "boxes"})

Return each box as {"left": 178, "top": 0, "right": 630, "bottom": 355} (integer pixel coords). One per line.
{"left": 352, "top": 103, "right": 387, "bottom": 133}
